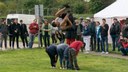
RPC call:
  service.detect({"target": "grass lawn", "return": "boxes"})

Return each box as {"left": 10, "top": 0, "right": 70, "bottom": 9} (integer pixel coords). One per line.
{"left": 0, "top": 48, "right": 127, "bottom": 72}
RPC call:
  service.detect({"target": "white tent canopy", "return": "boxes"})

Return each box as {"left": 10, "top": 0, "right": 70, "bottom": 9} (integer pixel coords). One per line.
{"left": 94, "top": 0, "right": 128, "bottom": 18}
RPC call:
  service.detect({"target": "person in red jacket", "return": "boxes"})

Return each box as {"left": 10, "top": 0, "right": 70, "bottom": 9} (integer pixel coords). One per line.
{"left": 68, "top": 41, "right": 84, "bottom": 70}
{"left": 120, "top": 38, "right": 128, "bottom": 56}
{"left": 28, "top": 19, "right": 39, "bottom": 48}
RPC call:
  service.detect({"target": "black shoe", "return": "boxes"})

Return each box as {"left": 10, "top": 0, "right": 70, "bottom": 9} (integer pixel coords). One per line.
{"left": 118, "top": 49, "right": 120, "bottom": 51}
{"left": 112, "top": 49, "right": 115, "bottom": 51}
{"left": 122, "top": 54, "right": 127, "bottom": 56}
{"left": 76, "top": 68, "right": 80, "bottom": 70}
{"left": 17, "top": 47, "right": 20, "bottom": 49}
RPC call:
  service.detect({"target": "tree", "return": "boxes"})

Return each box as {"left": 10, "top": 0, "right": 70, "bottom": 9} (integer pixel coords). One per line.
{"left": 89, "top": 0, "right": 116, "bottom": 13}
{"left": 24, "top": 0, "right": 40, "bottom": 9}
{"left": 73, "top": 2, "right": 85, "bottom": 14}
{"left": 0, "top": 2, "right": 7, "bottom": 15}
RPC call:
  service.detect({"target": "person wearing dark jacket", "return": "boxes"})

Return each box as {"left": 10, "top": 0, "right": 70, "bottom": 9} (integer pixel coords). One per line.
{"left": 122, "top": 19, "right": 128, "bottom": 38}
{"left": 90, "top": 17, "right": 96, "bottom": 51}
{"left": 46, "top": 44, "right": 58, "bottom": 68}
{"left": 20, "top": 20, "right": 28, "bottom": 48}
{"left": 110, "top": 18, "right": 121, "bottom": 51}
{"left": 0, "top": 20, "right": 8, "bottom": 49}
{"left": 8, "top": 20, "right": 13, "bottom": 48}
{"left": 101, "top": 19, "right": 109, "bottom": 54}
{"left": 12, "top": 19, "right": 21, "bottom": 49}
{"left": 75, "top": 20, "right": 83, "bottom": 41}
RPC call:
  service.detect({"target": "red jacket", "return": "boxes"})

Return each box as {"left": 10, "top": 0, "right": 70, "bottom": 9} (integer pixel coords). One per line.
{"left": 29, "top": 22, "right": 39, "bottom": 34}
{"left": 69, "top": 41, "right": 83, "bottom": 55}
{"left": 122, "top": 42, "right": 128, "bottom": 48}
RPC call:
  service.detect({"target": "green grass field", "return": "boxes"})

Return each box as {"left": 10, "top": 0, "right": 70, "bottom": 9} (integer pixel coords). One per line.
{"left": 0, "top": 48, "right": 127, "bottom": 72}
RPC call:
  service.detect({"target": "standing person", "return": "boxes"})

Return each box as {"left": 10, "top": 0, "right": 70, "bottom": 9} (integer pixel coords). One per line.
{"left": 101, "top": 19, "right": 109, "bottom": 54}
{"left": 75, "top": 20, "right": 83, "bottom": 41}
{"left": 42, "top": 19, "right": 52, "bottom": 48}
{"left": 68, "top": 41, "right": 84, "bottom": 70}
{"left": 57, "top": 43, "right": 69, "bottom": 69}
{"left": 75, "top": 20, "right": 84, "bottom": 52}
{"left": 95, "top": 21, "right": 102, "bottom": 52}
{"left": 90, "top": 17, "right": 96, "bottom": 51}
{"left": 122, "top": 18, "right": 128, "bottom": 38}
{"left": 51, "top": 21, "right": 58, "bottom": 44}
{"left": 110, "top": 18, "right": 121, "bottom": 51}
{"left": 28, "top": 19, "right": 39, "bottom": 48}
{"left": 46, "top": 44, "right": 58, "bottom": 68}
{"left": 8, "top": 20, "right": 14, "bottom": 48}
{"left": 12, "top": 19, "right": 21, "bottom": 49}
{"left": 20, "top": 20, "right": 28, "bottom": 48}
{"left": 38, "top": 22, "right": 43, "bottom": 47}
{"left": 0, "top": 20, "right": 8, "bottom": 49}
{"left": 82, "top": 20, "right": 91, "bottom": 53}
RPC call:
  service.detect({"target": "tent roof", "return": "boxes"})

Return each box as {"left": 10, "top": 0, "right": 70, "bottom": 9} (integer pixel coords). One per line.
{"left": 94, "top": 0, "right": 128, "bottom": 18}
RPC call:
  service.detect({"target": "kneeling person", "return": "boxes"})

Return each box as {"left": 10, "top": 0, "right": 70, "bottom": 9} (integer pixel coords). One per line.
{"left": 120, "top": 38, "right": 128, "bottom": 56}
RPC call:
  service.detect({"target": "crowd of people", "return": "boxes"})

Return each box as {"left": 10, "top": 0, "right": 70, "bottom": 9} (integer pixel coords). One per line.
{"left": 0, "top": 4, "right": 128, "bottom": 70}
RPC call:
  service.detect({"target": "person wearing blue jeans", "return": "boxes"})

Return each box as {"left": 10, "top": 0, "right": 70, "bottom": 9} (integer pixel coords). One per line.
{"left": 57, "top": 43, "right": 69, "bottom": 69}
{"left": 64, "top": 47, "right": 70, "bottom": 69}
{"left": 101, "top": 37, "right": 108, "bottom": 53}
{"left": 28, "top": 19, "right": 39, "bottom": 48}
{"left": 121, "top": 48, "right": 128, "bottom": 56}
{"left": 101, "top": 19, "right": 109, "bottom": 54}
{"left": 111, "top": 35, "right": 120, "bottom": 51}
{"left": 28, "top": 34, "right": 36, "bottom": 48}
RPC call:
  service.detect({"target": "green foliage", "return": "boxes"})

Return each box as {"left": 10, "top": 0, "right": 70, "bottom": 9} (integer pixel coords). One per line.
{"left": 89, "top": 0, "right": 116, "bottom": 13}
{"left": 0, "top": 2, "right": 7, "bottom": 15}
{"left": 0, "top": 0, "right": 116, "bottom": 16}
{"left": 44, "top": 16, "right": 55, "bottom": 22}
{"left": 73, "top": 2, "right": 85, "bottom": 14}
{"left": 24, "top": 0, "right": 40, "bottom": 9}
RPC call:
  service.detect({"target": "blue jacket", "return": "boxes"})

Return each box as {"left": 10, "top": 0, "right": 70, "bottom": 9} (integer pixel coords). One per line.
{"left": 82, "top": 25, "right": 90, "bottom": 36}
{"left": 96, "top": 25, "right": 101, "bottom": 39}
{"left": 46, "top": 44, "right": 58, "bottom": 55}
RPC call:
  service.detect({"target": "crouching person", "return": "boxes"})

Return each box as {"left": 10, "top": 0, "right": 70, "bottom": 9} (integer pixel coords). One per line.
{"left": 68, "top": 41, "right": 84, "bottom": 70}
{"left": 64, "top": 47, "right": 70, "bottom": 69}
{"left": 57, "top": 43, "right": 69, "bottom": 69}
{"left": 46, "top": 44, "right": 58, "bottom": 68}
{"left": 120, "top": 38, "right": 128, "bottom": 56}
